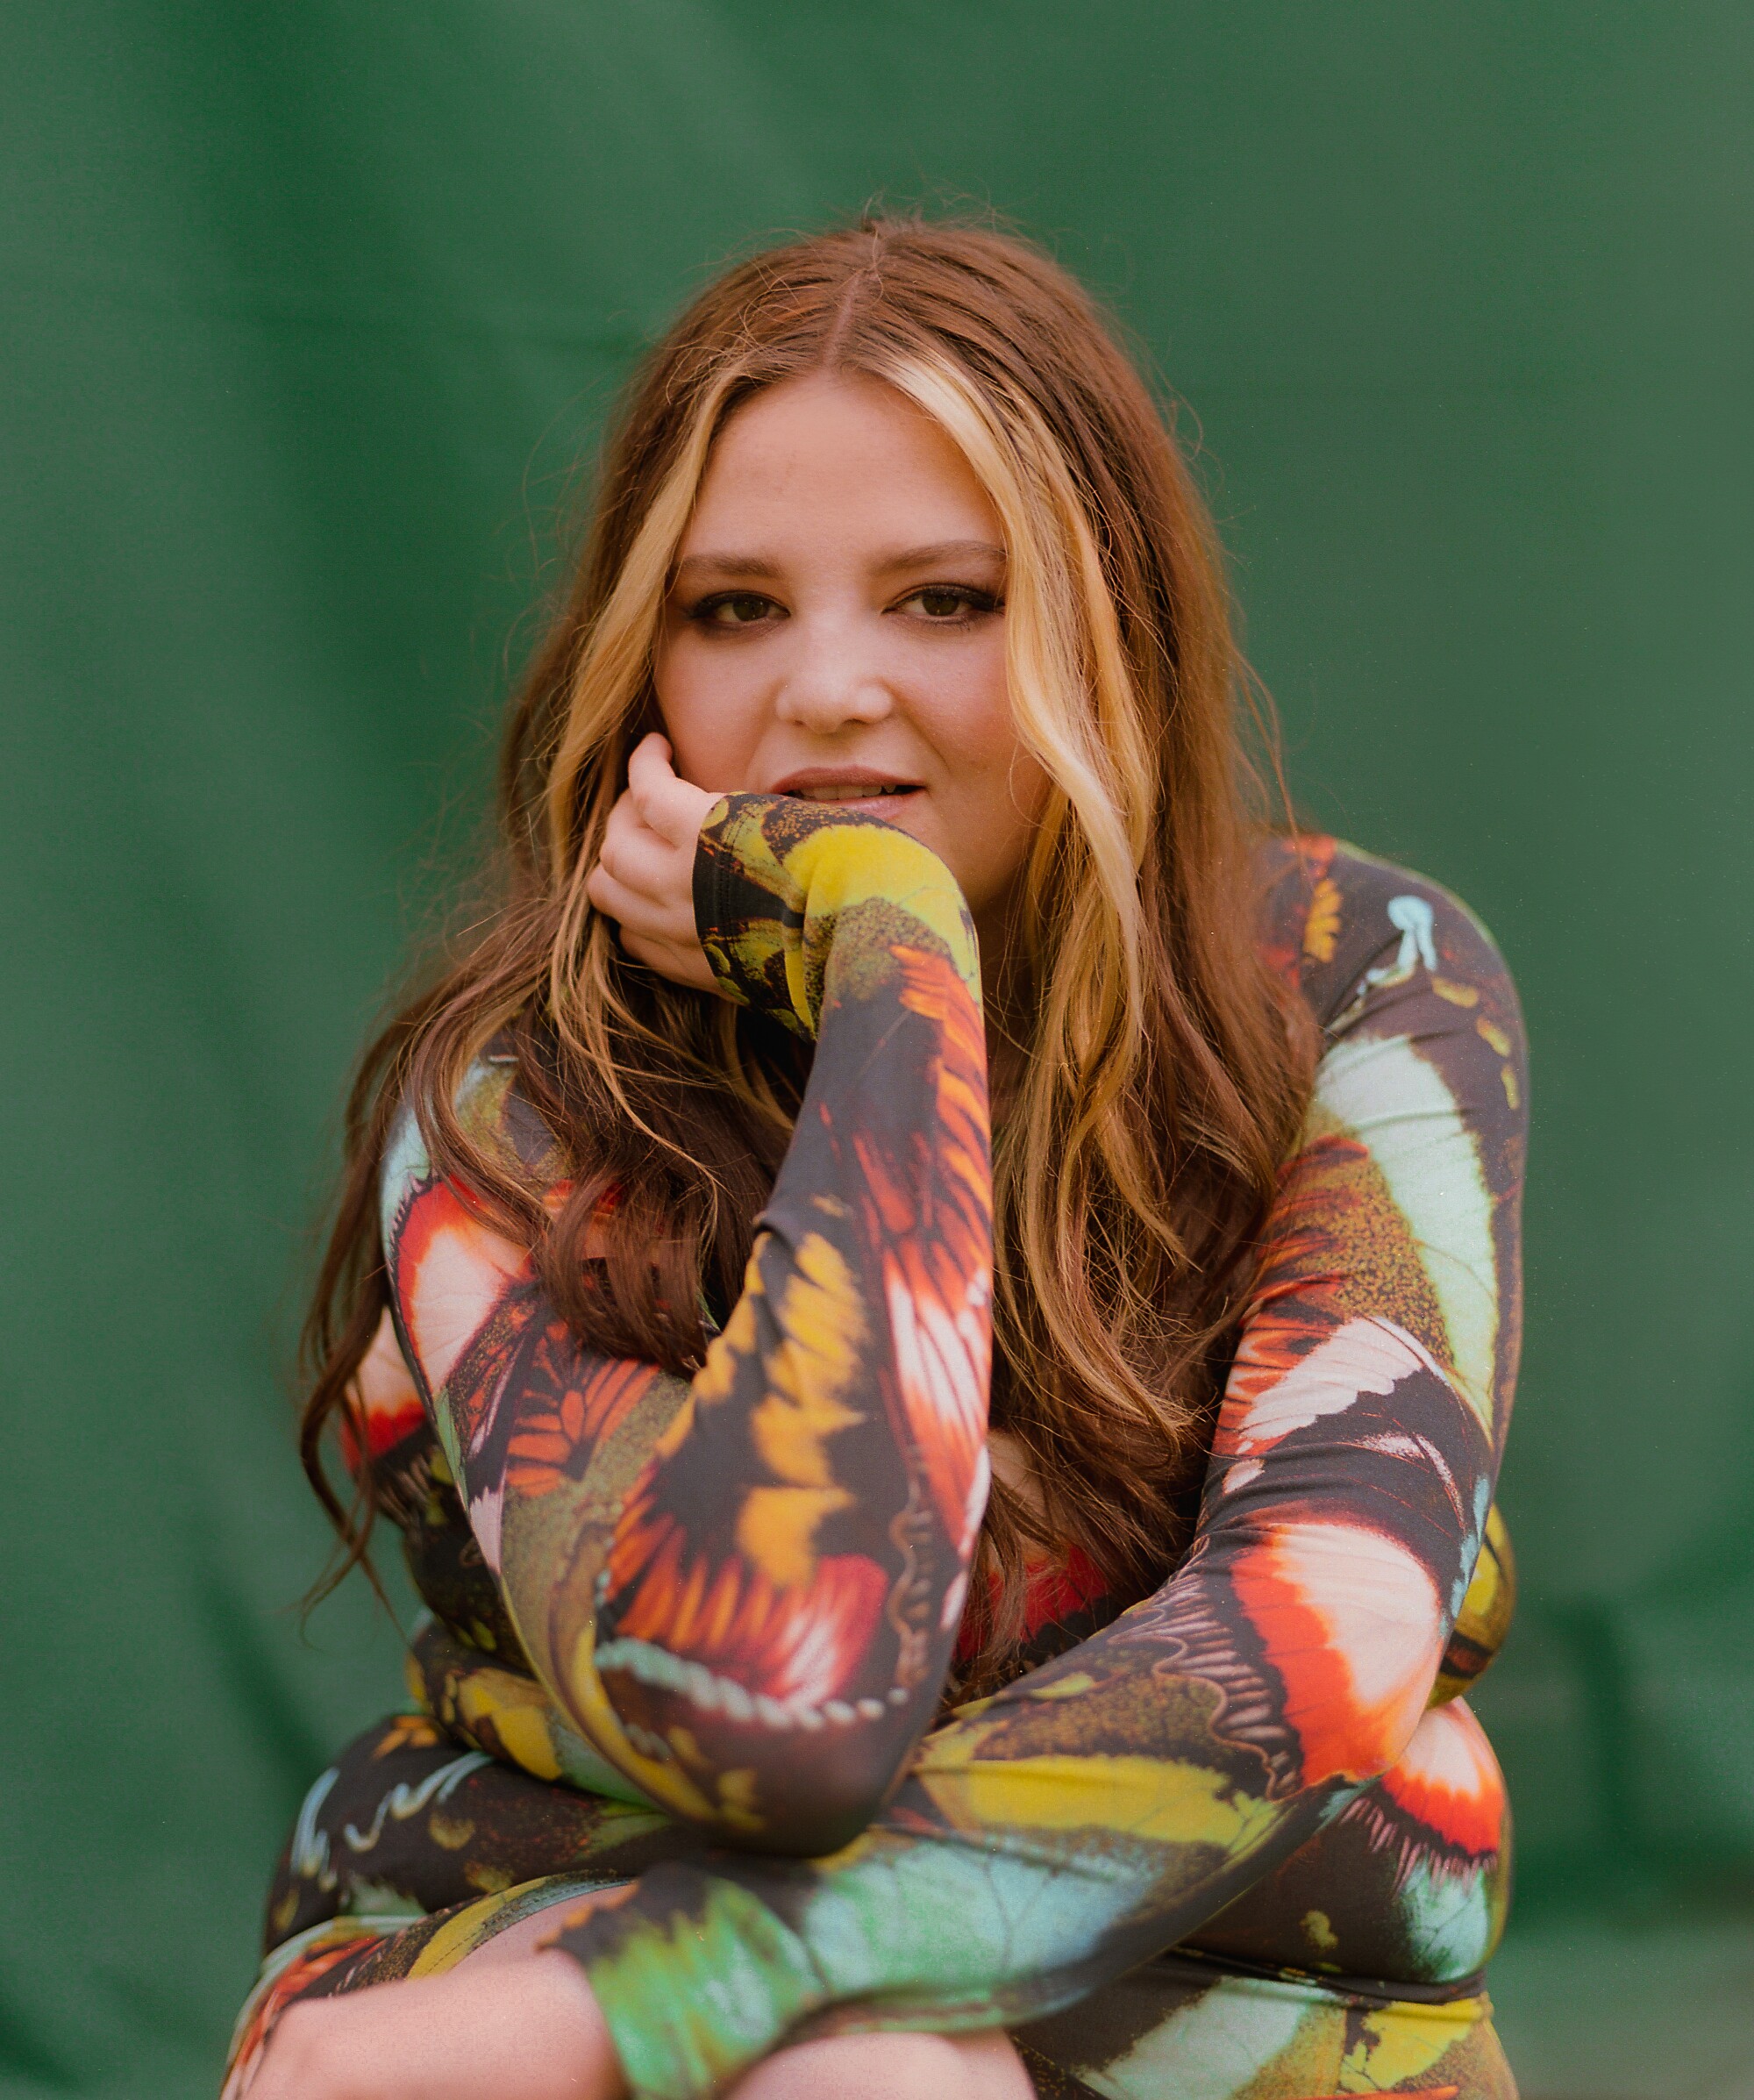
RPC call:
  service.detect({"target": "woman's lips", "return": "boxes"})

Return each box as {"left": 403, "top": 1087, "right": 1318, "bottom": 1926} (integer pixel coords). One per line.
{"left": 769, "top": 773, "right": 924, "bottom": 811}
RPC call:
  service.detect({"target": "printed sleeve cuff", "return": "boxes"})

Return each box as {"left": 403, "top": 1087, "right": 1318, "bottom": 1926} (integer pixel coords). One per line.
{"left": 691, "top": 793, "right": 980, "bottom": 1041}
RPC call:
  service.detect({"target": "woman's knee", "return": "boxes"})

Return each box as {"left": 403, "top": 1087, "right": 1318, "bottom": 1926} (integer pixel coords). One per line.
{"left": 726, "top": 2027, "right": 1032, "bottom": 2099}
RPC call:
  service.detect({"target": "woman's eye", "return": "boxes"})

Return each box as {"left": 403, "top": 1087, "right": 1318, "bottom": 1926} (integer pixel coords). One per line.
{"left": 695, "top": 592, "right": 779, "bottom": 628}
{"left": 897, "top": 585, "right": 999, "bottom": 622}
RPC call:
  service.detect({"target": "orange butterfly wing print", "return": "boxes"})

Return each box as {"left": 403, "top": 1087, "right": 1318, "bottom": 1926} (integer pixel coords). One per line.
{"left": 604, "top": 1497, "right": 889, "bottom": 1711}
{"left": 222, "top": 1934, "right": 375, "bottom": 2098}
{"left": 389, "top": 1174, "right": 531, "bottom": 1422}
{"left": 865, "top": 948, "right": 993, "bottom": 1570}
{"left": 339, "top": 1309, "right": 427, "bottom": 1474}
{"left": 1216, "top": 1314, "right": 1448, "bottom": 1487}
{"left": 1207, "top": 1133, "right": 1373, "bottom": 1465}
{"left": 1230, "top": 1518, "right": 1444, "bottom": 1787}
{"left": 1378, "top": 1699, "right": 1507, "bottom": 1859}
{"left": 504, "top": 1354, "right": 658, "bottom": 1498}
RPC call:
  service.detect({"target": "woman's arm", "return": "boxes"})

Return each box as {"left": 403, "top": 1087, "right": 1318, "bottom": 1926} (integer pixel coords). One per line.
{"left": 381, "top": 791, "right": 993, "bottom": 1857}
{"left": 545, "top": 840, "right": 1527, "bottom": 2100}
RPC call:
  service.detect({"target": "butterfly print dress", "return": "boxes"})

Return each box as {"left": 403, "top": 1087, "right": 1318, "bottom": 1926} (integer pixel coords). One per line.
{"left": 226, "top": 796, "right": 1526, "bottom": 2100}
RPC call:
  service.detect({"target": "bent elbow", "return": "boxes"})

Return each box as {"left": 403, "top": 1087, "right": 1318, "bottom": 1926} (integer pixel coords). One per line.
{"left": 602, "top": 1678, "right": 917, "bottom": 1857}
{"left": 731, "top": 1758, "right": 899, "bottom": 1858}
{"left": 716, "top": 1717, "right": 915, "bottom": 1857}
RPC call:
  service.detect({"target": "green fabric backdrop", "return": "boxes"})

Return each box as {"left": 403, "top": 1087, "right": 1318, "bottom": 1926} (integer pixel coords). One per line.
{"left": 4, "top": 6, "right": 1750, "bottom": 2094}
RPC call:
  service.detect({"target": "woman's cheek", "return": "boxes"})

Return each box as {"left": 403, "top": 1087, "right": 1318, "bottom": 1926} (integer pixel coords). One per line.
{"left": 941, "top": 788, "right": 1041, "bottom": 918}
{"left": 655, "top": 662, "right": 756, "bottom": 791}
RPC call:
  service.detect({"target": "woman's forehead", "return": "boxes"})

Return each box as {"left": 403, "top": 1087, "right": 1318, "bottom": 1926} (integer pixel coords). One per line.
{"left": 683, "top": 373, "right": 1002, "bottom": 555}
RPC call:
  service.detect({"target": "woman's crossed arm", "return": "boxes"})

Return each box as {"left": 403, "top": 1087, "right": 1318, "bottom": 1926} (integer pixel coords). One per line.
{"left": 382, "top": 783, "right": 995, "bottom": 1858}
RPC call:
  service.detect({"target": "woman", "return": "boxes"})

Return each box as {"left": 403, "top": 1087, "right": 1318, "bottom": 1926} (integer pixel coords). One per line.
{"left": 228, "top": 219, "right": 1525, "bottom": 2099}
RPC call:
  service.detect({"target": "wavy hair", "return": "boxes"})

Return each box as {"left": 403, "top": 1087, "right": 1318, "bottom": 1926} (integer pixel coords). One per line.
{"left": 302, "top": 219, "right": 1315, "bottom": 1691}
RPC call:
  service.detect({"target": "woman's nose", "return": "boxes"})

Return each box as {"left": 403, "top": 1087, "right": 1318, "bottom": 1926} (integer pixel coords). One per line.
{"left": 774, "top": 638, "right": 895, "bottom": 735}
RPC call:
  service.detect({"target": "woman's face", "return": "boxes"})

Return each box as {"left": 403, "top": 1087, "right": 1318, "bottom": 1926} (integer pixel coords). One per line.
{"left": 653, "top": 372, "right": 1050, "bottom": 943}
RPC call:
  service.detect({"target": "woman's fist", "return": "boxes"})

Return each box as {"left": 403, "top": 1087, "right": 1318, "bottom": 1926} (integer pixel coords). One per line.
{"left": 585, "top": 732, "right": 718, "bottom": 993}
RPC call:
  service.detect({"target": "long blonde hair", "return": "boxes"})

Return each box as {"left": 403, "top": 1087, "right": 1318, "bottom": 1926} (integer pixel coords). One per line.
{"left": 303, "top": 219, "right": 1314, "bottom": 1689}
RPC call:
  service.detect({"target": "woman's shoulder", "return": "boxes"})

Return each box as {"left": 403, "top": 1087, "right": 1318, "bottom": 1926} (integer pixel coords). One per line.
{"left": 1253, "top": 832, "right": 1516, "bottom": 1033}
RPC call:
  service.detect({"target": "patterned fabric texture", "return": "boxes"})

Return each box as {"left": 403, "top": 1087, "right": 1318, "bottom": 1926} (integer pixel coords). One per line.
{"left": 226, "top": 799, "right": 1527, "bottom": 2099}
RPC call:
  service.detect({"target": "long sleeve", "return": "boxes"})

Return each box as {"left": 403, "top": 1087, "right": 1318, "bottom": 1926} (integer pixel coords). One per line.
{"left": 380, "top": 795, "right": 993, "bottom": 1857}
{"left": 550, "top": 837, "right": 1527, "bottom": 2100}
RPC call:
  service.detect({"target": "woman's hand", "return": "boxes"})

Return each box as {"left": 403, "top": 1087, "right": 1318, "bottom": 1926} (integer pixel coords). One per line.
{"left": 585, "top": 732, "right": 718, "bottom": 992}
{"left": 244, "top": 1952, "right": 624, "bottom": 2100}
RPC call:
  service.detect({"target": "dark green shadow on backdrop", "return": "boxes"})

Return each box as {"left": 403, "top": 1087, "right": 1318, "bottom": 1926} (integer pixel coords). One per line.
{"left": 2, "top": 6, "right": 1750, "bottom": 2095}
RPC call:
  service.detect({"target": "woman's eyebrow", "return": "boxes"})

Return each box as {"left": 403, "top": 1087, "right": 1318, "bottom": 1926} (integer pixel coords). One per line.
{"left": 672, "top": 551, "right": 783, "bottom": 582}
{"left": 875, "top": 539, "right": 1007, "bottom": 574}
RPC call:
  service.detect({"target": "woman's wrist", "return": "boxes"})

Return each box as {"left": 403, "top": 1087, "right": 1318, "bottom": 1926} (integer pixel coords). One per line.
{"left": 695, "top": 792, "right": 980, "bottom": 1037}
